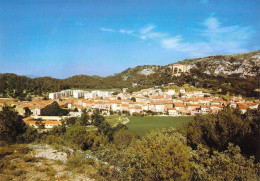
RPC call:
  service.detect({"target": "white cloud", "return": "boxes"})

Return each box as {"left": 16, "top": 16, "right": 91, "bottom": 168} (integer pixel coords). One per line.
{"left": 201, "top": 17, "right": 253, "bottom": 42}
{"left": 139, "top": 35, "right": 147, "bottom": 40}
{"left": 100, "top": 27, "right": 116, "bottom": 32}
{"left": 100, "top": 24, "right": 167, "bottom": 40}
{"left": 160, "top": 16, "right": 254, "bottom": 57}
{"left": 119, "top": 29, "right": 133, "bottom": 34}
{"left": 140, "top": 25, "right": 156, "bottom": 34}
{"left": 100, "top": 16, "right": 254, "bottom": 57}
{"left": 161, "top": 36, "right": 184, "bottom": 49}
{"left": 147, "top": 32, "right": 168, "bottom": 39}
{"left": 101, "top": 27, "right": 133, "bottom": 35}
{"left": 204, "top": 17, "right": 219, "bottom": 30}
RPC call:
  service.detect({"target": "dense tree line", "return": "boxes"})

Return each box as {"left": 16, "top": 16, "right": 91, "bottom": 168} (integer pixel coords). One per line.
{"left": 182, "top": 68, "right": 260, "bottom": 97}
{"left": 1, "top": 64, "right": 259, "bottom": 99}
{"left": 178, "top": 106, "right": 260, "bottom": 162}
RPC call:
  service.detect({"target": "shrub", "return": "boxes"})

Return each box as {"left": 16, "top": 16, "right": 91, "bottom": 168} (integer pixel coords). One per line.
{"left": 114, "top": 130, "right": 191, "bottom": 180}
{"left": 178, "top": 107, "right": 260, "bottom": 161}
{"left": 190, "top": 143, "right": 260, "bottom": 180}
{"left": 0, "top": 107, "right": 26, "bottom": 142}
{"left": 113, "top": 130, "right": 137, "bottom": 149}
{"left": 64, "top": 125, "right": 96, "bottom": 150}
{"left": 16, "top": 126, "right": 38, "bottom": 143}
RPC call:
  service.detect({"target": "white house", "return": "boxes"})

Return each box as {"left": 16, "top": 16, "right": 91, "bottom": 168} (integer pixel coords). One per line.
{"left": 168, "top": 108, "right": 179, "bottom": 116}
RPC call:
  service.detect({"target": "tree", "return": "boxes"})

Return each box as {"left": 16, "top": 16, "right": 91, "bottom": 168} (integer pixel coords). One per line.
{"left": 42, "top": 96, "right": 48, "bottom": 100}
{"left": 63, "top": 117, "right": 77, "bottom": 126}
{"left": 65, "top": 125, "right": 96, "bottom": 150}
{"left": 0, "top": 106, "right": 26, "bottom": 142}
{"left": 115, "top": 130, "right": 191, "bottom": 180}
{"left": 113, "top": 129, "right": 137, "bottom": 149}
{"left": 24, "top": 107, "right": 32, "bottom": 117}
{"left": 190, "top": 144, "right": 260, "bottom": 180}
{"left": 35, "top": 119, "right": 45, "bottom": 129}
{"left": 178, "top": 106, "right": 258, "bottom": 156}
{"left": 112, "top": 91, "right": 119, "bottom": 95}
{"left": 130, "top": 97, "right": 136, "bottom": 102}
{"left": 77, "top": 112, "right": 90, "bottom": 126}
{"left": 92, "top": 111, "right": 105, "bottom": 127}
{"left": 16, "top": 126, "right": 38, "bottom": 143}
{"left": 41, "top": 101, "right": 68, "bottom": 116}
{"left": 241, "top": 107, "right": 260, "bottom": 162}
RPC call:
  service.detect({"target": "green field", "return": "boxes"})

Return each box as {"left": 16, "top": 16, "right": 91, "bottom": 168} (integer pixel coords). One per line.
{"left": 126, "top": 116, "right": 194, "bottom": 136}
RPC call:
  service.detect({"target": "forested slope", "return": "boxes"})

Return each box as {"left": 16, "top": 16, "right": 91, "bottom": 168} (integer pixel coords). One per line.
{"left": 1, "top": 50, "right": 259, "bottom": 99}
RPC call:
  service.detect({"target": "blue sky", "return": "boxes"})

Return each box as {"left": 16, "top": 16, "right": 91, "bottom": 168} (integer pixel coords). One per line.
{"left": 0, "top": 0, "right": 259, "bottom": 78}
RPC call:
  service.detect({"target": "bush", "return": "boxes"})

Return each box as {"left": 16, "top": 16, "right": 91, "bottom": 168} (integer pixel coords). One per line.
{"left": 64, "top": 126, "right": 96, "bottom": 150}
{"left": 179, "top": 107, "right": 248, "bottom": 151}
{"left": 113, "top": 130, "right": 191, "bottom": 180}
{"left": 16, "top": 126, "right": 38, "bottom": 143}
{"left": 190, "top": 143, "right": 260, "bottom": 180}
{"left": 0, "top": 107, "right": 26, "bottom": 143}
{"left": 178, "top": 106, "right": 260, "bottom": 161}
{"left": 91, "top": 132, "right": 109, "bottom": 151}
{"left": 113, "top": 130, "right": 137, "bottom": 149}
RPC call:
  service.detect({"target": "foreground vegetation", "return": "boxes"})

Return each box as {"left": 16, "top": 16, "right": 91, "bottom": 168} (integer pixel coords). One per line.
{"left": 0, "top": 106, "right": 259, "bottom": 180}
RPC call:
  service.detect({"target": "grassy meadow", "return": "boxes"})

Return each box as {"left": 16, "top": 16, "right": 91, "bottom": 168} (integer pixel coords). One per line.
{"left": 126, "top": 116, "right": 194, "bottom": 136}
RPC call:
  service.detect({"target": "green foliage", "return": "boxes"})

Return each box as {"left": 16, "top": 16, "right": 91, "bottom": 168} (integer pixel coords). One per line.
{"left": 179, "top": 107, "right": 245, "bottom": 151}
{"left": 190, "top": 143, "right": 260, "bottom": 180}
{"left": 107, "top": 129, "right": 191, "bottom": 180}
{"left": 77, "top": 112, "right": 90, "bottom": 126}
{"left": 47, "top": 124, "right": 66, "bottom": 136}
{"left": 35, "top": 120, "right": 45, "bottom": 129}
{"left": 113, "top": 129, "right": 137, "bottom": 150}
{"left": 182, "top": 68, "right": 260, "bottom": 97}
{"left": 91, "top": 132, "right": 109, "bottom": 151}
{"left": 0, "top": 73, "right": 68, "bottom": 98}
{"left": 63, "top": 117, "right": 77, "bottom": 126}
{"left": 41, "top": 101, "right": 68, "bottom": 116}
{"left": 16, "top": 126, "right": 38, "bottom": 143}
{"left": 97, "top": 121, "right": 127, "bottom": 141}
{"left": 1, "top": 50, "right": 260, "bottom": 99}
{"left": 91, "top": 111, "right": 105, "bottom": 127}
{"left": 65, "top": 151, "right": 95, "bottom": 172}
{"left": 41, "top": 124, "right": 96, "bottom": 150}
{"left": 64, "top": 125, "right": 96, "bottom": 150}
{"left": 0, "top": 107, "right": 27, "bottom": 143}
{"left": 242, "top": 107, "right": 260, "bottom": 162}
{"left": 178, "top": 106, "right": 260, "bottom": 161}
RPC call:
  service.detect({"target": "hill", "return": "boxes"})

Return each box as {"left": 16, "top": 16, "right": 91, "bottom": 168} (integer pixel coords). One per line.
{"left": 1, "top": 50, "right": 260, "bottom": 98}
{"left": 176, "top": 50, "right": 260, "bottom": 77}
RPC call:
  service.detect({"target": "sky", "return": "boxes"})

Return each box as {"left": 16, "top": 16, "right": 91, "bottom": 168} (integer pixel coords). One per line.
{"left": 0, "top": 0, "right": 259, "bottom": 78}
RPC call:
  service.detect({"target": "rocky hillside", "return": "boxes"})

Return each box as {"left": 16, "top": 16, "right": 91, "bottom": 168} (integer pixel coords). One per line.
{"left": 175, "top": 50, "right": 260, "bottom": 77}
{"left": 113, "top": 50, "right": 260, "bottom": 80}
{"left": 1, "top": 50, "right": 260, "bottom": 98}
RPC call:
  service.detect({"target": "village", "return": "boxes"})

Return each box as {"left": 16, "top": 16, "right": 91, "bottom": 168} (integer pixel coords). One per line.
{"left": 0, "top": 84, "right": 259, "bottom": 130}
{"left": 0, "top": 61, "right": 259, "bottom": 130}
